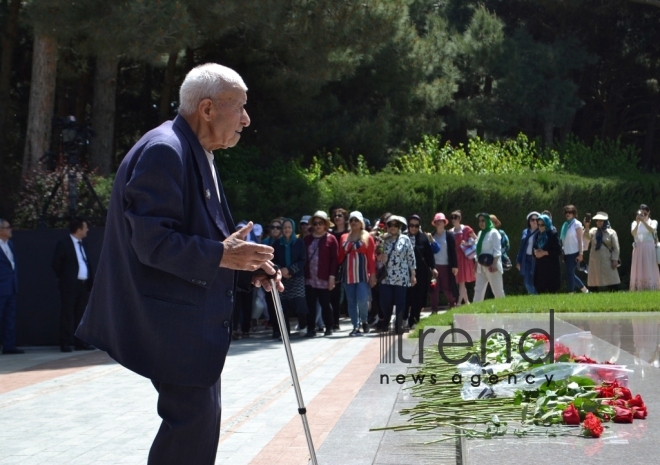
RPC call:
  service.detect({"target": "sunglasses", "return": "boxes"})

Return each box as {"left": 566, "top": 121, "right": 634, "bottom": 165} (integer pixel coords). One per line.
{"left": 565, "top": 211, "right": 575, "bottom": 215}
{"left": 312, "top": 221, "right": 325, "bottom": 226}
{"left": 409, "top": 223, "right": 420, "bottom": 228}
{"left": 387, "top": 222, "right": 400, "bottom": 228}
{"left": 270, "top": 225, "right": 282, "bottom": 230}
{"left": 349, "top": 218, "right": 361, "bottom": 223}
{"left": 451, "top": 216, "right": 460, "bottom": 220}
{"left": 333, "top": 214, "right": 345, "bottom": 218}
{"left": 530, "top": 218, "right": 538, "bottom": 222}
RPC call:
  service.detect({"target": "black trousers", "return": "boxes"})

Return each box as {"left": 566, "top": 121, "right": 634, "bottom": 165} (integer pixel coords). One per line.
{"left": 148, "top": 379, "right": 221, "bottom": 465}
{"left": 305, "top": 286, "right": 333, "bottom": 333}
{"left": 232, "top": 288, "right": 253, "bottom": 333}
{"left": 407, "top": 277, "right": 429, "bottom": 327}
{"left": 59, "top": 280, "right": 90, "bottom": 347}
{"left": 330, "top": 283, "right": 345, "bottom": 327}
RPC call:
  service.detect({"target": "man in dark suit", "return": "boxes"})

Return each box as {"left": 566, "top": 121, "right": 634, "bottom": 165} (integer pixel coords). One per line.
{"left": 75, "top": 63, "right": 282, "bottom": 465}
{"left": 0, "top": 219, "right": 23, "bottom": 355}
{"left": 52, "top": 218, "right": 95, "bottom": 352}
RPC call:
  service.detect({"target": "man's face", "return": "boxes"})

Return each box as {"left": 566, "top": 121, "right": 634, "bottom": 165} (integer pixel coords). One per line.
{"left": 206, "top": 87, "right": 250, "bottom": 150}
{"left": 79, "top": 222, "right": 89, "bottom": 238}
{"left": 0, "top": 222, "right": 12, "bottom": 240}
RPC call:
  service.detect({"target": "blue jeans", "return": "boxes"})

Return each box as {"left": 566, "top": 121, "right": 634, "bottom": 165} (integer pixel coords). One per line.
{"left": 522, "top": 254, "right": 537, "bottom": 294}
{"left": 0, "top": 294, "right": 17, "bottom": 350}
{"left": 564, "top": 252, "right": 585, "bottom": 292}
{"left": 379, "top": 284, "right": 408, "bottom": 333}
{"left": 344, "top": 282, "right": 370, "bottom": 328}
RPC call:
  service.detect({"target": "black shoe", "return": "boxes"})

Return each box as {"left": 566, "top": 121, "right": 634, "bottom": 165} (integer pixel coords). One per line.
{"left": 324, "top": 330, "right": 333, "bottom": 336}
{"left": 304, "top": 331, "right": 316, "bottom": 338}
{"left": 333, "top": 324, "right": 340, "bottom": 331}
{"left": 74, "top": 343, "right": 95, "bottom": 351}
{"left": 61, "top": 346, "right": 72, "bottom": 353}
{"left": 362, "top": 323, "right": 369, "bottom": 334}
{"left": 2, "top": 347, "right": 25, "bottom": 355}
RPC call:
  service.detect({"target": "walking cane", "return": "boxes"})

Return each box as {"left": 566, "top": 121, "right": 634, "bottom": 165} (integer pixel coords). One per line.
{"left": 258, "top": 268, "right": 319, "bottom": 465}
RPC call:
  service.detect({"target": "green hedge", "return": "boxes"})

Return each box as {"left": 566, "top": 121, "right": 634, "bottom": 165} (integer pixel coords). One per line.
{"left": 220, "top": 166, "right": 660, "bottom": 293}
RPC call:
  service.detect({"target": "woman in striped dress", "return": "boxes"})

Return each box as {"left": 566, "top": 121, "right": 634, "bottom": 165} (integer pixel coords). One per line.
{"left": 338, "top": 211, "right": 376, "bottom": 336}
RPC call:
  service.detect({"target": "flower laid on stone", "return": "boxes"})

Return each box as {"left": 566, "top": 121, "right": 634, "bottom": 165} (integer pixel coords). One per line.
{"left": 374, "top": 330, "right": 648, "bottom": 443}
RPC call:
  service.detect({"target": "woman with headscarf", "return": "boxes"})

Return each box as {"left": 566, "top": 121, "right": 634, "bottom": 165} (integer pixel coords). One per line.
{"left": 273, "top": 218, "right": 307, "bottom": 336}
{"left": 449, "top": 210, "right": 477, "bottom": 305}
{"left": 329, "top": 208, "right": 349, "bottom": 330}
{"left": 377, "top": 215, "right": 416, "bottom": 334}
{"left": 473, "top": 213, "right": 505, "bottom": 302}
{"left": 338, "top": 211, "right": 376, "bottom": 336}
{"left": 515, "top": 211, "right": 540, "bottom": 294}
{"left": 405, "top": 214, "right": 437, "bottom": 328}
{"left": 533, "top": 214, "right": 562, "bottom": 293}
{"left": 582, "top": 212, "right": 621, "bottom": 291}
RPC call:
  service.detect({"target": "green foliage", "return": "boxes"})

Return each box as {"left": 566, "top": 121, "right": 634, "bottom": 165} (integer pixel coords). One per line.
{"left": 387, "top": 133, "right": 561, "bottom": 175}
{"left": 558, "top": 135, "right": 642, "bottom": 176}
{"left": 13, "top": 165, "right": 112, "bottom": 228}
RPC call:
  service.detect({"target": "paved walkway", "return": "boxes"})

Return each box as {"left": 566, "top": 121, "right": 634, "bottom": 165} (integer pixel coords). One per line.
{"left": 0, "top": 316, "right": 406, "bottom": 465}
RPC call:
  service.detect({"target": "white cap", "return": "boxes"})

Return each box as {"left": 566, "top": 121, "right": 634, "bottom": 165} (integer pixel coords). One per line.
{"left": 348, "top": 211, "right": 365, "bottom": 228}
{"left": 252, "top": 223, "right": 263, "bottom": 236}
{"left": 300, "top": 215, "right": 311, "bottom": 224}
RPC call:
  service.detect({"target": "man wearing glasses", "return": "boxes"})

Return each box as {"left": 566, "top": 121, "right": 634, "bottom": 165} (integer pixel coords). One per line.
{"left": 0, "top": 219, "right": 23, "bottom": 354}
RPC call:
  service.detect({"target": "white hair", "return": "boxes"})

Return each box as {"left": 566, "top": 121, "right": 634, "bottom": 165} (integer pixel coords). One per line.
{"left": 178, "top": 63, "right": 247, "bottom": 116}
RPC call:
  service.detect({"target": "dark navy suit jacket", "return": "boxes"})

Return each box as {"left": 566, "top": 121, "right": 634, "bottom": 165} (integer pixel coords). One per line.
{"left": 0, "top": 240, "right": 17, "bottom": 296}
{"left": 76, "top": 115, "right": 237, "bottom": 387}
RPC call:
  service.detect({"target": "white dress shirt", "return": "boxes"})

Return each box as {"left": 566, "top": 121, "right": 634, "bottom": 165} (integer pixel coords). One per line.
{"left": 0, "top": 239, "right": 15, "bottom": 270}
{"left": 70, "top": 235, "right": 89, "bottom": 280}
{"left": 205, "top": 150, "right": 221, "bottom": 203}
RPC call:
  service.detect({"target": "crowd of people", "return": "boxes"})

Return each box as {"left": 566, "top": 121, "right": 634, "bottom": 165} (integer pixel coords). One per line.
{"left": 233, "top": 204, "right": 660, "bottom": 338}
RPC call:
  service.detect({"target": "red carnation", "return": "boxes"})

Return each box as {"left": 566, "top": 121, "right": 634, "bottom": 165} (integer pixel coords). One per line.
{"left": 632, "top": 406, "right": 648, "bottom": 419}
{"left": 531, "top": 333, "right": 549, "bottom": 342}
{"left": 562, "top": 404, "right": 581, "bottom": 425}
{"left": 554, "top": 342, "right": 572, "bottom": 361}
{"left": 573, "top": 355, "right": 598, "bottom": 364}
{"left": 612, "top": 406, "right": 634, "bottom": 423}
{"left": 614, "top": 387, "right": 632, "bottom": 401}
{"left": 582, "top": 413, "right": 604, "bottom": 438}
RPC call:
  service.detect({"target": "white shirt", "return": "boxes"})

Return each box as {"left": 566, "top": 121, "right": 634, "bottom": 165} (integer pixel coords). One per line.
{"left": 562, "top": 220, "right": 583, "bottom": 255}
{"left": 0, "top": 239, "right": 15, "bottom": 270}
{"left": 433, "top": 232, "right": 449, "bottom": 265}
{"left": 70, "top": 235, "right": 89, "bottom": 280}
{"left": 632, "top": 219, "right": 658, "bottom": 243}
{"left": 205, "top": 150, "right": 221, "bottom": 203}
{"left": 475, "top": 229, "right": 502, "bottom": 274}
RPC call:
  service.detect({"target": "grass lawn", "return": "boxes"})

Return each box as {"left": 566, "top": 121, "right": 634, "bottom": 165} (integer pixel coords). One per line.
{"left": 412, "top": 291, "right": 660, "bottom": 337}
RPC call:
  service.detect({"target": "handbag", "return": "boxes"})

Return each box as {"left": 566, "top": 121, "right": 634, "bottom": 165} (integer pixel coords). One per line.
{"left": 502, "top": 255, "right": 513, "bottom": 271}
{"left": 602, "top": 242, "right": 621, "bottom": 268}
{"left": 460, "top": 237, "right": 477, "bottom": 260}
{"left": 377, "top": 238, "right": 398, "bottom": 283}
{"left": 477, "top": 254, "right": 494, "bottom": 266}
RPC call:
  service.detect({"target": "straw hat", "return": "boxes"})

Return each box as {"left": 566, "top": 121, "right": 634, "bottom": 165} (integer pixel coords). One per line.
{"left": 311, "top": 210, "right": 334, "bottom": 228}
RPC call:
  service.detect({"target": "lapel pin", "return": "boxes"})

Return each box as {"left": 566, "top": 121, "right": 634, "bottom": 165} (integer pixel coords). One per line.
{"left": 205, "top": 189, "right": 211, "bottom": 200}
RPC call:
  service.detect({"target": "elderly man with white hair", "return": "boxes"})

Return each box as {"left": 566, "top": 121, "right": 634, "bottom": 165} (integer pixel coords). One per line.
{"left": 76, "top": 63, "right": 282, "bottom": 465}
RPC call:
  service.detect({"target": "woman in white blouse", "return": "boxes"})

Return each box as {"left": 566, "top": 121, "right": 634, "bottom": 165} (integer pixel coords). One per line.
{"left": 630, "top": 204, "right": 660, "bottom": 291}
{"left": 473, "top": 213, "right": 505, "bottom": 302}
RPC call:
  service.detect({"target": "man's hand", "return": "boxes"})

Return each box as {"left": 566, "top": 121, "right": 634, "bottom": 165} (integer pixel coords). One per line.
{"left": 252, "top": 262, "right": 284, "bottom": 292}
{"left": 220, "top": 222, "right": 274, "bottom": 271}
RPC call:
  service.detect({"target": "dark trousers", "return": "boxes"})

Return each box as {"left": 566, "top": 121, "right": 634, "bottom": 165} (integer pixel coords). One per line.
{"left": 60, "top": 280, "right": 90, "bottom": 348}
{"left": 148, "top": 379, "right": 221, "bottom": 465}
{"left": 407, "top": 276, "right": 429, "bottom": 327}
{"left": 368, "top": 284, "right": 382, "bottom": 324}
{"left": 305, "top": 286, "right": 333, "bottom": 334}
{"left": 430, "top": 265, "right": 457, "bottom": 310}
{"left": 232, "top": 288, "right": 253, "bottom": 333}
{"left": 0, "top": 294, "right": 17, "bottom": 350}
{"left": 330, "top": 283, "right": 345, "bottom": 327}
{"left": 379, "top": 284, "right": 408, "bottom": 333}
{"left": 564, "top": 252, "right": 585, "bottom": 292}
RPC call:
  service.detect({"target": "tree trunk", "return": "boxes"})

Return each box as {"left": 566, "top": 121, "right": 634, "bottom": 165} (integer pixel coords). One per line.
{"left": 22, "top": 32, "right": 58, "bottom": 177}
{"left": 74, "top": 63, "right": 93, "bottom": 124}
{"left": 159, "top": 52, "right": 178, "bottom": 122}
{"left": 642, "top": 99, "right": 660, "bottom": 169}
{"left": 0, "top": 0, "right": 21, "bottom": 165}
{"left": 89, "top": 53, "right": 119, "bottom": 176}
{"left": 559, "top": 110, "right": 576, "bottom": 143}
